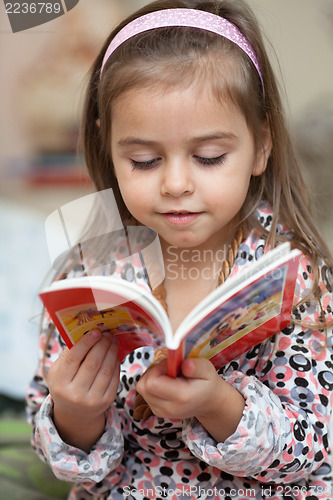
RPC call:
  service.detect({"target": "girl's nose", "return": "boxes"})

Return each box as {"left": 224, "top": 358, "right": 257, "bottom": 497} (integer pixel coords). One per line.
{"left": 160, "top": 160, "right": 194, "bottom": 197}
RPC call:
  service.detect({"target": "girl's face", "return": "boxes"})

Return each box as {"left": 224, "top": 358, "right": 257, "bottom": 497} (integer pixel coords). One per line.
{"left": 111, "top": 84, "right": 269, "bottom": 252}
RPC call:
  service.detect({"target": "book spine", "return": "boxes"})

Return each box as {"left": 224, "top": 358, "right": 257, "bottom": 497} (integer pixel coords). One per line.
{"left": 166, "top": 347, "right": 184, "bottom": 378}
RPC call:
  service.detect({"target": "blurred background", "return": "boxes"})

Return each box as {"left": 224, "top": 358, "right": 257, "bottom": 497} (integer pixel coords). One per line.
{"left": 0, "top": 0, "right": 332, "bottom": 418}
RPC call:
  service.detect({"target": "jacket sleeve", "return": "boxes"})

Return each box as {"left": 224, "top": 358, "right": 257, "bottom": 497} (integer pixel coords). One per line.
{"left": 26, "top": 313, "right": 125, "bottom": 491}
{"left": 182, "top": 255, "right": 333, "bottom": 484}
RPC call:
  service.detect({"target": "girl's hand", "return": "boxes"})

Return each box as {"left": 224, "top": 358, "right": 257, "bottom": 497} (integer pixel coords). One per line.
{"left": 47, "top": 330, "right": 120, "bottom": 452}
{"left": 136, "top": 358, "right": 244, "bottom": 442}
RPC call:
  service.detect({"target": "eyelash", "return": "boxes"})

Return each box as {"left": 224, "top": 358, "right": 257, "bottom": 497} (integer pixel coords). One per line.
{"left": 130, "top": 155, "right": 227, "bottom": 170}
{"left": 195, "top": 154, "right": 227, "bottom": 166}
{"left": 131, "top": 158, "right": 158, "bottom": 170}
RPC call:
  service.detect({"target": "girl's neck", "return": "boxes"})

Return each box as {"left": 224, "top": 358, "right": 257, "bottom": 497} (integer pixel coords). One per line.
{"left": 158, "top": 225, "right": 240, "bottom": 331}
{"left": 160, "top": 225, "right": 236, "bottom": 280}
{"left": 164, "top": 272, "right": 220, "bottom": 331}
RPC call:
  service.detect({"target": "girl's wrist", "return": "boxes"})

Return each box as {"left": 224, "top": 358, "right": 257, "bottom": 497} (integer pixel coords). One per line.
{"left": 196, "top": 378, "right": 245, "bottom": 443}
{"left": 52, "top": 405, "right": 107, "bottom": 452}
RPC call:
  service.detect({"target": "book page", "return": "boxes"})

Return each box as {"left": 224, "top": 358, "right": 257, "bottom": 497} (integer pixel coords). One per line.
{"left": 55, "top": 302, "right": 149, "bottom": 344}
{"left": 184, "top": 263, "right": 286, "bottom": 360}
{"left": 177, "top": 243, "right": 290, "bottom": 332}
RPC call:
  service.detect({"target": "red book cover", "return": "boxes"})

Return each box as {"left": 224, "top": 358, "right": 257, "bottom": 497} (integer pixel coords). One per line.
{"left": 39, "top": 243, "right": 302, "bottom": 377}
{"left": 40, "top": 282, "right": 168, "bottom": 363}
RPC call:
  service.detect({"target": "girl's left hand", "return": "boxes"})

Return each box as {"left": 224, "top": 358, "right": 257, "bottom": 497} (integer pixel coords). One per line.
{"left": 136, "top": 357, "right": 220, "bottom": 419}
{"left": 136, "top": 358, "right": 245, "bottom": 442}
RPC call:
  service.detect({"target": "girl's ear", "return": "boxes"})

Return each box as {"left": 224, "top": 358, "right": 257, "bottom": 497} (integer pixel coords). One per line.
{"left": 252, "top": 118, "right": 272, "bottom": 176}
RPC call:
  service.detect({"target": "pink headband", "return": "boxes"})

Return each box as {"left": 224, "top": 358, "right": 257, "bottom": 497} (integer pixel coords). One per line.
{"left": 100, "top": 8, "right": 264, "bottom": 92}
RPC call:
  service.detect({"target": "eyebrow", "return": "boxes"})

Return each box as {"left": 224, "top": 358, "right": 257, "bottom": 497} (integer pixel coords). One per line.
{"left": 117, "top": 132, "right": 238, "bottom": 147}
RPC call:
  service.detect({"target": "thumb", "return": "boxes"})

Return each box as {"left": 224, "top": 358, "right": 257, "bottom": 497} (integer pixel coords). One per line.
{"left": 181, "top": 357, "right": 213, "bottom": 380}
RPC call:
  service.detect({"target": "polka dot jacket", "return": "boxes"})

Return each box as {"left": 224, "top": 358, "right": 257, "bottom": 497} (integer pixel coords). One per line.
{"left": 26, "top": 203, "right": 333, "bottom": 500}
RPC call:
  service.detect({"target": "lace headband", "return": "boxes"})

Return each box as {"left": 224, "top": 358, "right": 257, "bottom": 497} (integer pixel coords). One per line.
{"left": 100, "top": 8, "right": 264, "bottom": 93}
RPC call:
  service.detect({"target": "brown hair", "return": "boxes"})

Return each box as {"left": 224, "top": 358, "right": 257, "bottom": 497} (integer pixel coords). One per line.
{"left": 79, "top": 0, "right": 332, "bottom": 327}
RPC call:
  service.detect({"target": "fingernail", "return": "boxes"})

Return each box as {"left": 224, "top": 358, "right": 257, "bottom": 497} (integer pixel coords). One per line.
{"left": 90, "top": 329, "right": 101, "bottom": 339}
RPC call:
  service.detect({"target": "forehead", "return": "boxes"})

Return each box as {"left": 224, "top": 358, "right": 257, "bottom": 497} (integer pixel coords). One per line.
{"left": 112, "top": 80, "right": 232, "bottom": 115}
{"left": 107, "top": 48, "right": 244, "bottom": 108}
{"left": 111, "top": 52, "right": 244, "bottom": 112}
{"left": 111, "top": 82, "right": 250, "bottom": 143}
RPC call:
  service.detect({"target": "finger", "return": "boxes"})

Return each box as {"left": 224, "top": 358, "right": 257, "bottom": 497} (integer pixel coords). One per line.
{"left": 74, "top": 333, "right": 115, "bottom": 389}
{"left": 90, "top": 337, "right": 120, "bottom": 396}
{"left": 138, "top": 362, "right": 181, "bottom": 401}
{"left": 136, "top": 358, "right": 167, "bottom": 392}
{"left": 58, "top": 329, "right": 102, "bottom": 382}
{"left": 103, "top": 356, "right": 121, "bottom": 404}
{"left": 181, "top": 357, "right": 214, "bottom": 380}
{"left": 142, "top": 358, "right": 213, "bottom": 401}
{"left": 138, "top": 370, "right": 193, "bottom": 419}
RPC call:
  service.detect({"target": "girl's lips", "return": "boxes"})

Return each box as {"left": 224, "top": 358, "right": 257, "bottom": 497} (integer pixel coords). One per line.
{"left": 160, "top": 212, "right": 202, "bottom": 225}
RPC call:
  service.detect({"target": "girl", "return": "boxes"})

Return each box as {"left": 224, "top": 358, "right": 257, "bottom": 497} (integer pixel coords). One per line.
{"left": 27, "top": 0, "right": 333, "bottom": 499}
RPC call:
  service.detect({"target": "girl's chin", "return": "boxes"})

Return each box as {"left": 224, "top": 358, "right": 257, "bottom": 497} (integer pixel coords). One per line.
{"left": 158, "top": 233, "right": 210, "bottom": 250}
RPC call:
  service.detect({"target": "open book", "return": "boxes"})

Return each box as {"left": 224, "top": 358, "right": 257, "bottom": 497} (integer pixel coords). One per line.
{"left": 39, "top": 243, "right": 302, "bottom": 377}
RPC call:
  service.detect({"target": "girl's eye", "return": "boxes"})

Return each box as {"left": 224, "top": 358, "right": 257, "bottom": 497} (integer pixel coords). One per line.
{"left": 130, "top": 154, "right": 227, "bottom": 170}
{"left": 130, "top": 158, "right": 160, "bottom": 170}
{"left": 195, "top": 154, "right": 227, "bottom": 166}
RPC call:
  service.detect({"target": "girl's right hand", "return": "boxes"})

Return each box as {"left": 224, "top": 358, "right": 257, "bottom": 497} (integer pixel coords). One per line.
{"left": 47, "top": 330, "right": 120, "bottom": 452}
